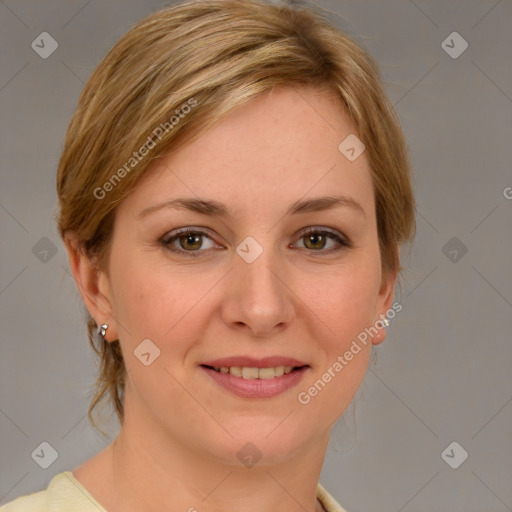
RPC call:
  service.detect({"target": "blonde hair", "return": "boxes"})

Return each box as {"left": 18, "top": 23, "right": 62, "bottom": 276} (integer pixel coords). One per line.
{"left": 56, "top": 0, "right": 415, "bottom": 433}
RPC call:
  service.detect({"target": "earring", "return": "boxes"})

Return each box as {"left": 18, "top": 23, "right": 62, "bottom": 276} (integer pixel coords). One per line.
{"left": 97, "top": 323, "right": 109, "bottom": 338}
{"left": 383, "top": 318, "right": 390, "bottom": 327}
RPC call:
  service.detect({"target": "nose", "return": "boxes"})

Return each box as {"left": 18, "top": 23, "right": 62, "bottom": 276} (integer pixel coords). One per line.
{"left": 221, "top": 245, "right": 294, "bottom": 337}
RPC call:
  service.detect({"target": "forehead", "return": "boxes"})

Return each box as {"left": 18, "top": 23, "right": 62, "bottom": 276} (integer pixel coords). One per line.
{"left": 119, "top": 85, "right": 374, "bottom": 221}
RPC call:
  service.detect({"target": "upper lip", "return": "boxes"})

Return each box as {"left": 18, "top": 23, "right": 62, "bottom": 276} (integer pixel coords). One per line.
{"left": 200, "top": 356, "right": 308, "bottom": 368}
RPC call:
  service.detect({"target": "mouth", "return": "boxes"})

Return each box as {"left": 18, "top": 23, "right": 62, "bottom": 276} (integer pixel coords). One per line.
{"left": 199, "top": 361, "right": 310, "bottom": 399}
{"left": 200, "top": 364, "right": 308, "bottom": 380}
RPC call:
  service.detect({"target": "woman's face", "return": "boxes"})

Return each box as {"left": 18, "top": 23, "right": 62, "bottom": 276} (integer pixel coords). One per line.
{"left": 96, "top": 85, "right": 395, "bottom": 465}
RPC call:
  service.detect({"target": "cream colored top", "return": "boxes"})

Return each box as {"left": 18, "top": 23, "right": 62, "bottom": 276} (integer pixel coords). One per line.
{"left": 0, "top": 471, "right": 348, "bottom": 512}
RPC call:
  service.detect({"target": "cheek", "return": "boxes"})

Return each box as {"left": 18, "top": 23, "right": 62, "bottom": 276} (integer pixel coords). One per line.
{"left": 300, "top": 257, "right": 381, "bottom": 343}
{"left": 110, "top": 241, "right": 382, "bottom": 349}
{"left": 111, "top": 265, "right": 182, "bottom": 340}
{"left": 109, "top": 250, "right": 223, "bottom": 352}
{"left": 297, "top": 254, "right": 380, "bottom": 384}
{"left": 294, "top": 267, "right": 378, "bottom": 421}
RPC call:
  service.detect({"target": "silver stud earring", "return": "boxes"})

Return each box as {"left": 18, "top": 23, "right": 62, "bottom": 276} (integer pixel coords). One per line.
{"left": 383, "top": 318, "right": 390, "bottom": 327}
{"left": 97, "top": 323, "right": 109, "bottom": 338}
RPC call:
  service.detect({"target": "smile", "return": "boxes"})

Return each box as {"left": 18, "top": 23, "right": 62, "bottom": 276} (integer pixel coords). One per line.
{"left": 200, "top": 364, "right": 309, "bottom": 398}
{"left": 202, "top": 364, "right": 304, "bottom": 379}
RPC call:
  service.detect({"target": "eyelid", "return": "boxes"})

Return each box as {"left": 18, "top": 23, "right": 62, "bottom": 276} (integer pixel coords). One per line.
{"left": 160, "top": 227, "right": 221, "bottom": 257}
{"left": 160, "top": 225, "right": 351, "bottom": 257}
{"left": 160, "top": 226, "right": 216, "bottom": 244}
{"left": 292, "top": 226, "right": 351, "bottom": 250}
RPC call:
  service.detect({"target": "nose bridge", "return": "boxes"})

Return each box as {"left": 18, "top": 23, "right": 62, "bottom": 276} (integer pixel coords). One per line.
{"left": 241, "top": 249, "right": 281, "bottom": 300}
{"left": 222, "top": 237, "right": 293, "bottom": 334}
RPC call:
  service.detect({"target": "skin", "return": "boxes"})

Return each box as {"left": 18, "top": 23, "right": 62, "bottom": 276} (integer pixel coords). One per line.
{"left": 65, "top": 84, "right": 396, "bottom": 512}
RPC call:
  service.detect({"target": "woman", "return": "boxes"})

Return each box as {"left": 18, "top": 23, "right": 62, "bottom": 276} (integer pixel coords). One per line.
{"left": 1, "top": 0, "right": 415, "bottom": 510}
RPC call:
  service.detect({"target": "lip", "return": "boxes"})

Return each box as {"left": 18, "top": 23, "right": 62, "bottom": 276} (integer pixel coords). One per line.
{"left": 200, "top": 356, "right": 308, "bottom": 368}
{"left": 201, "top": 365, "right": 309, "bottom": 399}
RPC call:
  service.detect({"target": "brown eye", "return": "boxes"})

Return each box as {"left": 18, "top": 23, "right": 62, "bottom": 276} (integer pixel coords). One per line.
{"left": 178, "top": 232, "right": 203, "bottom": 251}
{"left": 303, "top": 232, "right": 328, "bottom": 250}
{"left": 294, "top": 228, "right": 351, "bottom": 252}
{"left": 162, "top": 228, "right": 218, "bottom": 257}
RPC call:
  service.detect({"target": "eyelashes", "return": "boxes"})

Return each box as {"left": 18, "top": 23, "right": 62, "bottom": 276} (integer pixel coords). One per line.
{"left": 160, "top": 226, "right": 352, "bottom": 258}
{"left": 161, "top": 228, "right": 219, "bottom": 256}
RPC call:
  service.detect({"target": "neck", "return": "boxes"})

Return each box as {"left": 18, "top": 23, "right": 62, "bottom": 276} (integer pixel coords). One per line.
{"left": 101, "top": 390, "right": 331, "bottom": 512}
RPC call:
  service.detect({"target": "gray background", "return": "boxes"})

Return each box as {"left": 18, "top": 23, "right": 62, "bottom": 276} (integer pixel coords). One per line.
{"left": 1, "top": 1, "right": 511, "bottom": 511}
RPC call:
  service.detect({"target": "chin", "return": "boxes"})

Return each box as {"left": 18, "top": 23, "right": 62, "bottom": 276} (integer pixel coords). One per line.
{"left": 202, "top": 417, "right": 320, "bottom": 468}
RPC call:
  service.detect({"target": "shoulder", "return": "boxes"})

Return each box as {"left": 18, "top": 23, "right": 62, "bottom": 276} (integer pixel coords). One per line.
{"left": 2, "top": 473, "right": 345, "bottom": 512}
{"left": 0, "top": 488, "right": 47, "bottom": 512}
{"left": 0, "top": 471, "right": 107, "bottom": 512}
{"left": 316, "top": 482, "right": 349, "bottom": 512}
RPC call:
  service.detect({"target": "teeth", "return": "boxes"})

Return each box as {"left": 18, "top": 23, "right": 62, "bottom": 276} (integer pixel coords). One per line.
{"left": 230, "top": 366, "right": 242, "bottom": 377}
{"left": 213, "top": 365, "right": 297, "bottom": 379}
{"left": 242, "top": 367, "right": 259, "bottom": 379}
{"left": 258, "top": 367, "right": 276, "bottom": 380}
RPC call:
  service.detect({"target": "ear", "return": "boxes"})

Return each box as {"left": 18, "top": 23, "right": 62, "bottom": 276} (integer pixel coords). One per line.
{"left": 371, "top": 265, "right": 398, "bottom": 346}
{"left": 63, "top": 232, "right": 118, "bottom": 342}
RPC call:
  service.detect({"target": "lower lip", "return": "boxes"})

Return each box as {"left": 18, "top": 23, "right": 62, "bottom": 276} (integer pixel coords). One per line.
{"left": 200, "top": 366, "right": 308, "bottom": 398}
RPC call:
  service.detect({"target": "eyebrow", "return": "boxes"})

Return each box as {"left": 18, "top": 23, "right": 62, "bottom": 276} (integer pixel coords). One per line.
{"left": 138, "top": 195, "right": 366, "bottom": 219}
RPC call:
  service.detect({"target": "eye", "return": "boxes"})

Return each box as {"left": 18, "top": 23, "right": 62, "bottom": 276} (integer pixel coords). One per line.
{"left": 160, "top": 226, "right": 351, "bottom": 258}
{"left": 161, "top": 228, "right": 220, "bottom": 257}
{"left": 293, "top": 227, "right": 351, "bottom": 252}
